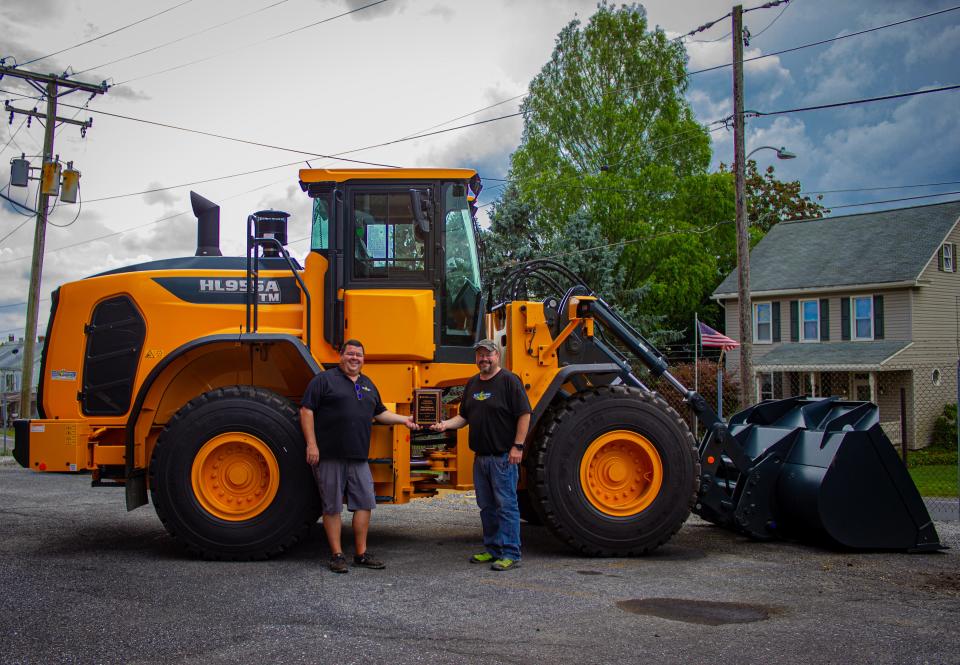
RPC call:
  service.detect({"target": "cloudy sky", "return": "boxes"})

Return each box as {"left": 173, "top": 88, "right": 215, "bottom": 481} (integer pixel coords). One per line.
{"left": 1, "top": 0, "right": 958, "bottom": 340}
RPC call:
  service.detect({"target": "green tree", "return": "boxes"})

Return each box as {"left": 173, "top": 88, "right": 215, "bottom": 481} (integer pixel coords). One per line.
{"left": 504, "top": 1, "right": 827, "bottom": 333}
{"left": 484, "top": 182, "right": 672, "bottom": 341}
{"left": 509, "top": 2, "right": 729, "bottom": 330}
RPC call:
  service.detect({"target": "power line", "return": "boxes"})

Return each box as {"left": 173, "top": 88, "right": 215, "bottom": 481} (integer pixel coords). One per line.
{"left": 688, "top": 4, "right": 960, "bottom": 77}
{"left": 114, "top": 0, "right": 390, "bottom": 86}
{"left": 56, "top": 102, "right": 402, "bottom": 168}
{"left": 1, "top": 117, "right": 27, "bottom": 155}
{"left": 802, "top": 180, "right": 960, "bottom": 195}
{"left": 332, "top": 112, "right": 524, "bottom": 158}
{"left": 55, "top": 102, "right": 523, "bottom": 171}
{"left": 19, "top": 0, "right": 196, "bottom": 67}
{"left": 83, "top": 159, "right": 305, "bottom": 203}
{"left": 748, "top": 0, "right": 794, "bottom": 40}
{"left": 750, "top": 84, "right": 960, "bottom": 117}
{"left": 73, "top": 0, "right": 294, "bottom": 76}
{"left": 824, "top": 191, "right": 960, "bottom": 210}
{"left": 0, "top": 177, "right": 290, "bottom": 265}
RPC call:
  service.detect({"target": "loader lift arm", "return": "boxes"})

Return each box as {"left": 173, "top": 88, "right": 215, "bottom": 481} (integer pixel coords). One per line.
{"left": 530, "top": 272, "right": 942, "bottom": 551}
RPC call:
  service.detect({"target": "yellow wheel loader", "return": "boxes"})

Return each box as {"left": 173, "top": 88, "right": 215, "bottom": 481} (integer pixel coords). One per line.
{"left": 13, "top": 168, "right": 943, "bottom": 559}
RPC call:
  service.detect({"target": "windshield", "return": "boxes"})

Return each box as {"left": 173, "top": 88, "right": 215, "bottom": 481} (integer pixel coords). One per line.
{"left": 441, "top": 182, "right": 482, "bottom": 346}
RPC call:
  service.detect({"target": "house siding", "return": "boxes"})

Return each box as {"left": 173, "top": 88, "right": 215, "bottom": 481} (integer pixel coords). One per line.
{"left": 901, "top": 219, "right": 960, "bottom": 364}
{"left": 893, "top": 219, "right": 960, "bottom": 445}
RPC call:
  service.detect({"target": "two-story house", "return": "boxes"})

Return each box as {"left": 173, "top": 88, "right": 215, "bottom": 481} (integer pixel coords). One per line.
{"left": 0, "top": 336, "right": 43, "bottom": 424}
{"left": 712, "top": 200, "right": 960, "bottom": 448}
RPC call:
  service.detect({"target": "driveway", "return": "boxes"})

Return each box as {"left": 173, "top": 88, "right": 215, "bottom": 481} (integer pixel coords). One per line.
{"left": 1, "top": 464, "right": 958, "bottom": 665}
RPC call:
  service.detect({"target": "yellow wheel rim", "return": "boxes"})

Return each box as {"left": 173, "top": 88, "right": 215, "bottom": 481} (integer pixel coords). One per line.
{"left": 579, "top": 430, "right": 663, "bottom": 517}
{"left": 191, "top": 433, "right": 280, "bottom": 521}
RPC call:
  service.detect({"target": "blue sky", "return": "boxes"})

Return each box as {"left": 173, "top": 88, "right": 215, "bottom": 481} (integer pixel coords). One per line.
{"left": 1, "top": 0, "right": 958, "bottom": 339}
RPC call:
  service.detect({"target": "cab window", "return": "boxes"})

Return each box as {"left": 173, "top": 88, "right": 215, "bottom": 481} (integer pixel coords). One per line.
{"left": 351, "top": 191, "right": 426, "bottom": 280}
{"left": 311, "top": 197, "right": 330, "bottom": 251}
{"left": 441, "top": 183, "right": 482, "bottom": 346}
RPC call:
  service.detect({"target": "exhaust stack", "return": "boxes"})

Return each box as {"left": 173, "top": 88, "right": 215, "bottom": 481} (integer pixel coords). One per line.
{"left": 191, "top": 191, "right": 222, "bottom": 257}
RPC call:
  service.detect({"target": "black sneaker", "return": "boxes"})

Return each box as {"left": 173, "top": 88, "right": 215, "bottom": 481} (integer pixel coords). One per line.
{"left": 353, "top": 552, "right": 386, "bottom": 569}
{"left": 329, "top": 553, "right": 348, "bottom": 573}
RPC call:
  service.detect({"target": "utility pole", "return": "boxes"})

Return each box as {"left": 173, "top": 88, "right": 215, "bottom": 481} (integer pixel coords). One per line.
{"left": 1, "top": 65, "right": 107, "bottom": 419}
{"left": 732, "top": 4, "right": 753, "bottom": 411}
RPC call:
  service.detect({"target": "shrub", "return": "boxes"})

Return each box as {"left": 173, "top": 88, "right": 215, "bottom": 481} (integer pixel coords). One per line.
{"left": 930, "top": 403, "right": 957, "bottom": 449}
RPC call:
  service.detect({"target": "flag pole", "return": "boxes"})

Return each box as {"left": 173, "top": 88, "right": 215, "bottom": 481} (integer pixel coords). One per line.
{"left": 694, "top": 313, "right": 699, "bottom": 439}
{"left": 694, "top": 312, "right": 699, "bottom": 394}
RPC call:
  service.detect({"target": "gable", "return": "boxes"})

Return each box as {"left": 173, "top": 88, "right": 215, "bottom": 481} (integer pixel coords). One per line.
{"left": 713, "top": 200, "right": 960, "bottom": 297}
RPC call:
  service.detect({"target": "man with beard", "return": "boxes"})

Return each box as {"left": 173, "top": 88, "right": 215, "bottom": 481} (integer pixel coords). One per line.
{"left": 432, "top": 339, "right": 531, "bottom": 571}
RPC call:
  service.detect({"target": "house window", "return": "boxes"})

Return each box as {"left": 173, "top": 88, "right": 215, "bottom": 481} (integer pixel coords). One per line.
{"left": 754, "top": 302, "right": 772, "bottom": 343}
{"left": 758, "top": 372, "right": 775, "bottom": 401}
{"left": 852, "top": 296, "right": 873, "bottom": 340}
{"left": 943, "top": 244, "right": 955, "bottom": 272}
{"left": 800, "top": 299, "right": 819, "bottom": 342}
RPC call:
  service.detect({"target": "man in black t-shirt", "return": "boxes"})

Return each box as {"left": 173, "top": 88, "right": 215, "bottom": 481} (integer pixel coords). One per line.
{"left": 300, "top": 339, "right": 417, "bottom": 573}
{"left": 432, "top": 339, "right": 531, "bottom": 571}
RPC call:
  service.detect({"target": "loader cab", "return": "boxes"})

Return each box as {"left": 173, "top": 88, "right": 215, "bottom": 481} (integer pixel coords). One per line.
{"left": 300, "top": 168, "right": 484, "bottom": 362}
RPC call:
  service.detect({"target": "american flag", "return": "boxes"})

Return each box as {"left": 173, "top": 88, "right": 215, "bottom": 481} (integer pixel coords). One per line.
{"left": 698, "top": 321, "right": 739, "bottom": 350}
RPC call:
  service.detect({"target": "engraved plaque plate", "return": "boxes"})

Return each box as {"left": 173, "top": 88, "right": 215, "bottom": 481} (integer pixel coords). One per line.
{"left": 414, "top": 388, "right": 443, "bottom": 426}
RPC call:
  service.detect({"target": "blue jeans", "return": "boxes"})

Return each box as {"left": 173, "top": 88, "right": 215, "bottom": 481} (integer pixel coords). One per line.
{"left": 473, "top": 453, "right": 521, "bottom": 560}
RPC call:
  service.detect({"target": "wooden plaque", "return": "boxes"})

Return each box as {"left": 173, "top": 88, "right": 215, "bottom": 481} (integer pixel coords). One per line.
{"left": 414, "top": 388, "right": 443, "bottom": 426}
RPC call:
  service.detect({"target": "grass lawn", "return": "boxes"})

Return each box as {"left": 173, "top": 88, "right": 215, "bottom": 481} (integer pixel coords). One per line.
{"left": 909, "top": 464, "right": 959, "bottom": 497}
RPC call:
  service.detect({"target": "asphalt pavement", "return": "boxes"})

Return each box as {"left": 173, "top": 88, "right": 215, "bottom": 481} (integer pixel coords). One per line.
{"left": 1, "top": 463, "right": 958, "bottom": 665}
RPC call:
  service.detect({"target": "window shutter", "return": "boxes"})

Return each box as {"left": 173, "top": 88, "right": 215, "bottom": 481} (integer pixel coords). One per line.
{"left": 874, "top": 295, "right": 884, "bottom": 339}
{"left": 772, "top": 301, "right": 781, "bottom": 343}
{"left": 820, "top": 298, "right": 830, "bottom": 341}
{"left": 790, "top": 300, "right": 799, "bottom": 342}
{"left": 953, "top": 244, "right": 958, "bottom": 273}
{"left": 841, "top": 297, "right": 851, "bottom": 340}
{"left": 939, "top": 245, "right": 945, "bottom": 271}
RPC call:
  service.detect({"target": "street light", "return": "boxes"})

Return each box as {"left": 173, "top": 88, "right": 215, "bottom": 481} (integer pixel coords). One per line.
{"left": 747, "top": 145, "right": 796, "bottom": 161}
{"left": 735, "top": 144, "right": 797, "bottom": 411}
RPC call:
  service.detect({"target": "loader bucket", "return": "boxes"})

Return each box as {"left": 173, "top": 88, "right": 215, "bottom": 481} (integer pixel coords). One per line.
{"left": 695, "top": 397, "right": 944, "bottom": 551}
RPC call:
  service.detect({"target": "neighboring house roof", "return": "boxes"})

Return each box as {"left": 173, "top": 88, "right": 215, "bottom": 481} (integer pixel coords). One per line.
{"left": 0, "top": 341, "right": 43, "bottom": 390}
{"left": 713, "top": 199, "right": 960, "bottom": 298}
{"left": 754, "top": 340, "right": 912, "bottom": 372}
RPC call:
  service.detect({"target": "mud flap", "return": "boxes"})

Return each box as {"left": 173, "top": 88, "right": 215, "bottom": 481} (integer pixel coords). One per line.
{"left": 125, "top": 470, "right": 148, "bottom": 511}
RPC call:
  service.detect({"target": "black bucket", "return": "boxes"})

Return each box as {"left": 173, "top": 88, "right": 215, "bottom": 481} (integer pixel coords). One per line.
{"left": 696, "top": 397, "right": 944, "bottom": 551}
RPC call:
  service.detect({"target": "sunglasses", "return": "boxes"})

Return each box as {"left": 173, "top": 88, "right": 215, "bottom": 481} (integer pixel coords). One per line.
{"left": 354, "top": 383, "right": 363, "bottom": 401}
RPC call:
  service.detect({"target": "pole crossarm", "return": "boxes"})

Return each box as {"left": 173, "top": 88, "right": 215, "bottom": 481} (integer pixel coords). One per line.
{"left": 5, "top": 101, "right": 93, "bottom": 128}
{"left": 0, "top": 65, "right": 109, "bottom": 95}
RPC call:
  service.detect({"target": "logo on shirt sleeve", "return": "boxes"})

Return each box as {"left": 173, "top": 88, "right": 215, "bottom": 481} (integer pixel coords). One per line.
{"left": 473, "top": 391, "right": 493, "bottom": 401}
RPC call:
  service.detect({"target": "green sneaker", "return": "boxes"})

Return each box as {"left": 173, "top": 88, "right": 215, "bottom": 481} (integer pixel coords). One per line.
{"left": 491, "top": 557, "right": 521, "bottom": 571}
{"left": 469, "top": 552, "right": 495, "bottom": 564}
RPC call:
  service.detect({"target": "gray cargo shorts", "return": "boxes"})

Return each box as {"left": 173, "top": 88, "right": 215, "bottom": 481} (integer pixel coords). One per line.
{"left": 313, "top": 459, "right": 376, "bottom": 514}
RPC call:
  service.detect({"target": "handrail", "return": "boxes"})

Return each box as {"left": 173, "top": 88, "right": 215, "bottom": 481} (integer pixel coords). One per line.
{"left": 245, "top": 216, "right": 312, "bottom": 350}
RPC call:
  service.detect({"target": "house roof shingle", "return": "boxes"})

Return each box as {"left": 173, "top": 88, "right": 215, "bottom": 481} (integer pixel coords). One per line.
{"left": 713, "top": 199, "right": 960, "bottom": 297}
{"left": 754, "top": 340, "right": 912, "bottom": 371}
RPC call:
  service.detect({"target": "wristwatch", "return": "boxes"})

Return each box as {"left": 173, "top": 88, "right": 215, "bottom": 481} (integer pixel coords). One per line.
{"left": 512, "top": 443, "right": 525, "bottom": 451}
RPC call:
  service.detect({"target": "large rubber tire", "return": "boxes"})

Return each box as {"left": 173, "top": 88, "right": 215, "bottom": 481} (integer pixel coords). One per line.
{"left": 530, "top": 386, "right": 699, "bottom": 556}
{"left": 150, "top": 385, "right": 320, "bottom": 560}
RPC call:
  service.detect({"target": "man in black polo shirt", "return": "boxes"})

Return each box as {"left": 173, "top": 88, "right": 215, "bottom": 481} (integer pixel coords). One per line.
{"left": 432, "top": 339, "right": 531, "bottom": 571}
{"left": 300, "top": 339, "right": 417, "bottom": 573}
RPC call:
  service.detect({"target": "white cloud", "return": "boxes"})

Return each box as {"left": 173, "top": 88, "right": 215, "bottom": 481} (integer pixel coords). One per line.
{"left": 141, "top": 183, "right": 177, "bottom": 207}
